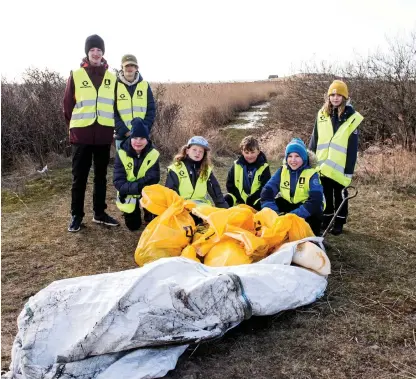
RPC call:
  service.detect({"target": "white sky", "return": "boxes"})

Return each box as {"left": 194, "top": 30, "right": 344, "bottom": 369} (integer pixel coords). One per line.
{"left": 1, "top": 0, "right": 415, "bottom": 82}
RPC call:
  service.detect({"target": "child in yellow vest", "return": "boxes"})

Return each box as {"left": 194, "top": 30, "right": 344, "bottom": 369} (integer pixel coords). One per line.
{"left": 165, "top": 136, "right": 228, "bottom": 208}
{"left": 309, "top": 80, "right": 363, "bottom": 235}
{"left": 113, "top": 118, "right": 160, "bottom": 231}
{"left": 224, "top": 135, "right": 271, "bottom": 210}
{"left": 261, "top": 138, "right": 324, "bottom": 235}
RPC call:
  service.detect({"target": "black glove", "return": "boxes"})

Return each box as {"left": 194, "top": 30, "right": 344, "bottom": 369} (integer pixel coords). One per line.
{"left": 246, "top": 194, "right": 258, "bottom": 207}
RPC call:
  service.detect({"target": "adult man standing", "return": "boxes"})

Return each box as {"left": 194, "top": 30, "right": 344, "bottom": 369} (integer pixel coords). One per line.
{"left": 64, "top": 34, "right": 119, "bottom": 232}
{"left": 114, "top": 54, "right": 156, "bottom": 150}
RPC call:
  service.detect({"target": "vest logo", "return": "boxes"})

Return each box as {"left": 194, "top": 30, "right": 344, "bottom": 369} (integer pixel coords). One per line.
{"left": 299, "top": 177, "right": 305, "bottom": 187}
{"left": 319, "top": 114, "right": 326, "bottom": 121}
{"left": 81, "top": 80, "right": 91, "bottom": 88}
{"left": 104, "top": 79, "right": 111, "bottom": 88}
{"left": 119, "top": 93, "right": 127, "bottom": 100}
{"left": 127, "top": 162, "right": 133, "bottom": 170}
{"left": 179, "top": 170, "right": 186, "bottom": 177}
{"left": 283, "top": 181, "right": 290, "bottom": 188}
{"left": 136, "top": 90, "right": 143, "bottom": 97}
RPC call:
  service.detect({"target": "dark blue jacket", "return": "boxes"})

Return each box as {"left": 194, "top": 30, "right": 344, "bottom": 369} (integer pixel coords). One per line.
{"left": 260, "top": 153, "right": 323, "bottom": 219}
{"left": 226, "top": 151, "right": 271, "bottom": 206}
{"left": 308, "top": 105, "right": 359, "bottom": 175}
{"left": 113, "top": 138, "right": 160, "bottom": 197}
{"left": 114, "top": 73, "right": 156, "bottom": 140}
{"left": 165, "top": 157, "right": 229, "bottom": 208}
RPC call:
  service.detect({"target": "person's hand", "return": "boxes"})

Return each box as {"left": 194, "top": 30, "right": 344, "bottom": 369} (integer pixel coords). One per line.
{"left": 246, "top": 194, "right": 258, "bottom": 206}
{"left": 125, "top": 131, "right": 131, "bottom": 137}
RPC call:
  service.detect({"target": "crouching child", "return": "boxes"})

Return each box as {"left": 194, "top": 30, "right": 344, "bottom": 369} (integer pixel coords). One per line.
{"left": 113, "top": 118, "right": 160, "bottom": 231}
{"left": 224, "top": 135, "right": 271, "bottom": 210}
{"left": 260, "top": 138, "right": 324, "bottom": 235}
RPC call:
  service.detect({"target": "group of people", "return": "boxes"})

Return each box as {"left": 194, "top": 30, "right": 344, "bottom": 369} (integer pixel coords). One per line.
{"left": 64, "top": 34, "right": 363, "bottom": 237}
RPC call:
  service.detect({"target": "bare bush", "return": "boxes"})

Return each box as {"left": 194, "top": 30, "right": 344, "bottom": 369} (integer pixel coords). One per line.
{"left": 1, "top": 68, "right": 67, "bottom": 172}
{"left": 268, "top": 33, "right": 416, "bottom": 151}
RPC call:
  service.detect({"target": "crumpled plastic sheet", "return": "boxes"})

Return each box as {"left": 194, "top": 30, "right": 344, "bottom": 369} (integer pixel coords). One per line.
{"left": 4, "top": 237, "right": 327, "bottom": 379}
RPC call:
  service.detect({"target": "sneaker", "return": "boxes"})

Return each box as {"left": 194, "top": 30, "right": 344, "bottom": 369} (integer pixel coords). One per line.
{"left": 331, "top": 224, "right": 343, "bottom": 236}
{"left": 93, "top": 212, "right": 120, "bottom": 227}
{"left": 68, "top": 215, "right": 83, "bottom": 232}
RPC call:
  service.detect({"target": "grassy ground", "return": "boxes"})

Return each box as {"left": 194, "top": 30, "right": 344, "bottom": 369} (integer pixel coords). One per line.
{"left": 2, "top": 118, "right": 416, "bottom": 377}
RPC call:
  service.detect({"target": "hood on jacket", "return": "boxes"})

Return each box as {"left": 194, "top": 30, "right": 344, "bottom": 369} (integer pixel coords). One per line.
{"left": 117, "top": 71, "right": 143, "bottom": 86}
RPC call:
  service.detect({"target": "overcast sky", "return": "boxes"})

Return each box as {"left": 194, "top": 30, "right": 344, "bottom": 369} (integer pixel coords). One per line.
{"left": 1, "top": 0, "right": 415, "bottom": 82}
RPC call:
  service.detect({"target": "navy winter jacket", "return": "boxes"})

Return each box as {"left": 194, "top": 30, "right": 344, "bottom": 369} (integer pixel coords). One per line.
{"left": 308, "top": 105, "right": 359, "bottom": 175}
{"left": 113, "top": 138, "right": 160, "bottom": 197}
{"left": 114, "top": 73, "right": 156, "bottom": 140}
{"left": 260, "top": 153, "right": 323, "bottom": 219}
{"left": 165, "top": 157, "right": 229, "bottom": 208}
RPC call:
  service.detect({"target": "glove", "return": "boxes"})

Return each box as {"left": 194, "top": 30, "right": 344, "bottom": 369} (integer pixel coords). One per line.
{"left": 246, "top": 194, "right": 258, "bottom": 206}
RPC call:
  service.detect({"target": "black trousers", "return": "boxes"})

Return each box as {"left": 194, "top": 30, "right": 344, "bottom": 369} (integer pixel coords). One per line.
{"left": 71, "top": 144, "right": 110, "bottom": 218}
{"left": 320, "top": 177, "right": 348, "bottom": 226}
{"left": 275, "top": 198, "right": 322, "bottom": 236}
{"left": 124, "top": 203, "right": 142, "bottom": 231}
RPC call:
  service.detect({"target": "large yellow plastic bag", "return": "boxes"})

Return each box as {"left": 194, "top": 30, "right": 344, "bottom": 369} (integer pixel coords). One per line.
{"left": 134, "top": 185, "right": 196, "bottom": 266}
{"left": 285, "top": 214, "right": 315, "bottom": 241}
{"left": 253, "top": 208, "right": 291, "bottom": 252}
{"left": 292, "top": 241, "right": 331, "bottom": 276}
{"left": 204, "top": 238, "right": 253, "bottom": 267}
{"left": 180, "top": 245, "right": 201, "bottom": 263}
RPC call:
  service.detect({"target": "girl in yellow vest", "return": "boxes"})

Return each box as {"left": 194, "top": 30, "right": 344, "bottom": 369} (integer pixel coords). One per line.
{"left": 261, "top": 138, "right": 324, "bottom": 236}
{"left": 165, "top": 136, "right": 228, "bottom": 208}
{"left": 113, "top": 118, "right": 160, "bottom": 231}
{"left": 309, "top": 80, "right": 363, "bottom": 235}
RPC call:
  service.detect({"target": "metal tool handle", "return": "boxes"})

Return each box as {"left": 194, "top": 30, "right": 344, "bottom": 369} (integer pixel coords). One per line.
{"left": 321, "top": 186, "right": 358, "bottom": 238}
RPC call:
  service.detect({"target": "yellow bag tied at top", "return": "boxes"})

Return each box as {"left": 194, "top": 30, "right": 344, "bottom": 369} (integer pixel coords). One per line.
{"left": 134, "top": 185, "right": 196, "bottom": 266}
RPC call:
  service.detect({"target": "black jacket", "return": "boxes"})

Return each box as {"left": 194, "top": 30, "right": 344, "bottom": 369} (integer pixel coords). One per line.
{"left": 165, "top": 157, "right": 228, "bottom": 208}
{"left": 308, "top": 105, "right": 359, "bottom": 175}
{"left": 226, "top": 152, "right": 271, "bottom": 206}
{"left": 113, "top": 138, "right": 160, "bottom": 197}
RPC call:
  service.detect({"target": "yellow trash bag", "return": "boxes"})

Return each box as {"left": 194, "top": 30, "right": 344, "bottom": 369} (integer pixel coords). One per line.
{"left": 253, "top": 208, "right": 290, "bottom": 252}
{"left": 180, "top": 245, "right": 201, "bottom": 263}
{"left": 285, "top": 214, "right": 315, "bottom": 241}
{"left": 204, "top": 238, "right": 253, "bottom": 267}
{"left": 134, "top": 185, "right": 196, "bottom": 267}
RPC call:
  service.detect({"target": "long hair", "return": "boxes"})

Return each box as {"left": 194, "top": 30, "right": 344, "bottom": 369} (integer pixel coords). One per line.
{"left": 321, "top": 94, "right": 347, "bottom": 119}
{"left": 173, "top": 145, "right": 211, "bottom": 181}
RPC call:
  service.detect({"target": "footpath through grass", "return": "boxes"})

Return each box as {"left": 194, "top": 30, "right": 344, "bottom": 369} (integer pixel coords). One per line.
{"left": 1, "top": 123, "right": 416, "bottom": 377}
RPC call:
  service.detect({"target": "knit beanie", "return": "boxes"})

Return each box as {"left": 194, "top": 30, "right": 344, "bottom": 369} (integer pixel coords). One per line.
{"left": 285, "top": 138, "right": 308, "bottom": 163}
{"left": 327, "top": 80, "right": 348, "bottom": 98}
{"left": 85, "top": 34, "right": 105, "bottom": 55}
{"left": 130, "top": 118, "right": 149, "bottom": 140}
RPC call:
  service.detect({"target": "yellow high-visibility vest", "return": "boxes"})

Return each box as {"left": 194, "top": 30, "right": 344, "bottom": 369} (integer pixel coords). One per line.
{"left": 116, "top": 81, "right": 149, "bottom": 130}
{"left": 116, "top": 148, "right": 160, "bottom": 213}
{"left": 316, "top": 109, "right": 363, "bottom": 186}
{"left": 168, "top": 162, "right": 212, "bottom": 204}
{"left": 228, "top": 161, "right": 269, "bottom": 206}
{"left": 279, "top": 166, "right": 325, "bottom": 211}
{"left": 70, "top": 68, "right": 116, "bottom": 128}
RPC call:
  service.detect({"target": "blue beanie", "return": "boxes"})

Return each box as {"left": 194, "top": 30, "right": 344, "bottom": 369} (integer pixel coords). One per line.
{"left": 131, "top": 118, "right": 149, "bottom": 140}
{"left": 285, "top": 138, "right": 308, "bottom": 163}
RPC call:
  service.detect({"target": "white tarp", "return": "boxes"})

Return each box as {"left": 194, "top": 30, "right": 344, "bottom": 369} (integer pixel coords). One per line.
{"left": 4, "top": 237, "right": 327, "bottom": 379}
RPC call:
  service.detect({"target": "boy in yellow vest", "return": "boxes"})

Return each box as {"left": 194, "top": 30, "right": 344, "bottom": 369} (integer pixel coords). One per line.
{"left": 224, "top": 135, "right": 271, "bottom": 210}
{"left": 64, "top": 34, "right": 119, "bottom": 232}
{"left": 261, "top": 138, "right": 324, "bottom": 235}
{"left": 113, "top": 118, "right": 160, "bottom": 231}
{"left": 114, "top": 54, "right": 156, "bottom": 150}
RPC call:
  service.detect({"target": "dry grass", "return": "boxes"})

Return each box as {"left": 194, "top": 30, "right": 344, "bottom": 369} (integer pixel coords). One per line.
{"left": 2, "top": 101, "right": 416, "bottom": 378}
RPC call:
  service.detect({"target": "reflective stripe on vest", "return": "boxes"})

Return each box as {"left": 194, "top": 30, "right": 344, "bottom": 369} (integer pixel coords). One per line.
{"left": 316, "top": 110, "right": 363, "bottom": 186}
{"left": 168, "top": 162, "right": 212, "bottom": 204}
{"left": 116, "top": 148, "right": 160, "bottom": 213}
{"left": 116, "top": 81, "right": 149, "bottom": 129}
{"left": 234, "top": 161, "right": 269, "bottom": 202}
{"left": 70, "top": 68, "right": 116, "bottom": 128}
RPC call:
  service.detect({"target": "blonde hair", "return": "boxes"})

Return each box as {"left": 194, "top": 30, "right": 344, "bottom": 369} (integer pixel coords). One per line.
{"left": 321, "top": 93, "right": 347, "bottom": 119}
{"left": 173, "top": 145, "right": 212, "bottom": 181}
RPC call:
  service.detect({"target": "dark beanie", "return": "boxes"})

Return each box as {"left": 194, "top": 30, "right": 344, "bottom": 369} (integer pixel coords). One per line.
{"left": 85, "top": 34, "right": 105, "bottom": 55}
{"left": 131, "top": 118, "right": 149, "bottom": 140}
